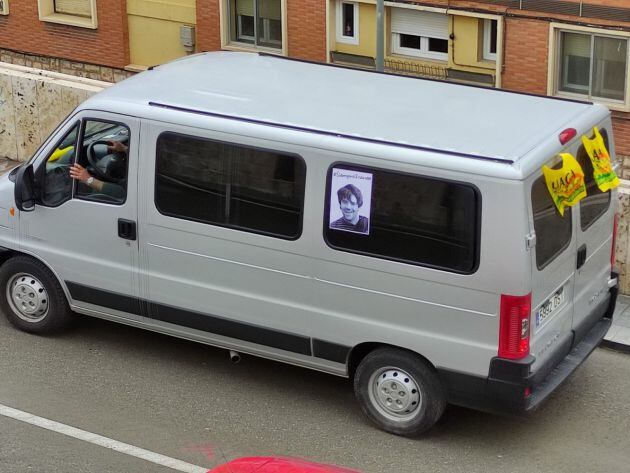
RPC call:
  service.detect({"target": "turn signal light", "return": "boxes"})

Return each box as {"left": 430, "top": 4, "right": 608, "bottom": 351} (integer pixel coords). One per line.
{"left": 498, "top": 293, "right": 531, "bottom": 360}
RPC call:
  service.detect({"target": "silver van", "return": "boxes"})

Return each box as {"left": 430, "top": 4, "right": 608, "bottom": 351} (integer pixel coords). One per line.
{"left": 0, "top": 52, "right": 618, "bottom": 436}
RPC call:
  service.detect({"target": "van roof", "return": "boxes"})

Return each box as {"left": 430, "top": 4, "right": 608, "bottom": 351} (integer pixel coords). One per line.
{"left": 85, "top": 51, "right": 607, "bottom": 166}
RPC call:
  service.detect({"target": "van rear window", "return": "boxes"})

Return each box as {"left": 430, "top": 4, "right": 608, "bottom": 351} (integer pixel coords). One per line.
{"left": 155, "top": 132, "right": 306, "bottom": 239}
{"left": 531, "top": 176, "right": 572, "bottom": 270}
{"left": 577, "top": 128, "right": 611, "bottom": 231}
{"left": 323, "top": 165, "right": 480, "bottom": 273}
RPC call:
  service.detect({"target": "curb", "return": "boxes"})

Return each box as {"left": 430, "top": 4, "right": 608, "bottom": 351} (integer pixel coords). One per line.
{"left": 600, "top": 339, "right": 630, "bottom": 354}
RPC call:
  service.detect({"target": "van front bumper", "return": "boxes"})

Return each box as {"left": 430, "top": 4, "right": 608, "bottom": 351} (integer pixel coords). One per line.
{"left": 439, "top": 273, "right": 617, "bottom": 415}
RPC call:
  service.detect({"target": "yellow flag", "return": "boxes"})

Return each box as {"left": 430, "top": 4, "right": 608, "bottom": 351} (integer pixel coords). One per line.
{"left": 48, "top": 145, "right": 74, "bottom": 163}
{"left": 542, "top": 153, "right": 587, "bottom": 216}
{"left": 581, "top": 127, "right": 619, "bottom": 192}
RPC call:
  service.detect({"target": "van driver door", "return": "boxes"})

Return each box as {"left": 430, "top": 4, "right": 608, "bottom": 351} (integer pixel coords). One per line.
{"left": 19, "top": 111, "right": 141, "bottom": 320}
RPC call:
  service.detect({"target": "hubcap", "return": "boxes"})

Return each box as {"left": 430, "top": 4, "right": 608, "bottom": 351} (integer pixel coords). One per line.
{"left": 368, "top": 367, "right": 421, "bottom": 422}
{"left": 6, "top": 273, "right": 49, "bottom": 323}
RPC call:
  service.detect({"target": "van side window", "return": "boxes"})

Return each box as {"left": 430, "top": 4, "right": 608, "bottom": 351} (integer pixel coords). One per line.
{"left": 40, "top": 123, "right": 79, "bottom": 207}
{"left": 323, "top": 165, "right": 480, "bottom": 273}
{"left": 531, "top": 176, "right": 572, "bottom": 270}
{"left": 155, "top": 132, "right": 306, "bottom": 239}
{"left": 577, "top": 128, "right": 611, "bottom": 231}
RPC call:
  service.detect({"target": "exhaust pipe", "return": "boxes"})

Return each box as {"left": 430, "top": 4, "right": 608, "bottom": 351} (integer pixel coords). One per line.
{"left": 229, "top": 350, "right": 241, "bottom": 364}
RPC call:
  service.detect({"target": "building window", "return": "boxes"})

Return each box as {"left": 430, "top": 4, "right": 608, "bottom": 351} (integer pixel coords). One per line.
{"left": 391, "top": 8, "right": 449, "bottom": 61}
{"left": 336, "top": 1, "right": 359, "bottom": 45}
{"left": 552, "top": 26, "right": 629, "bottom": 108}
{"left": 483, "top": 19, "right": 497, "bottom": 61}
{"left": 38, "top": 0, "right": 97, "bottom": 28}
{"left": 0, "top": 0, "right": 9, "bottom": 15}
{"left": 54, "top": 0, "right": 90, "bottom": 17}
{"left": 228, "top": 0, "right": 283, "bottom": 50}
{"left": 155, "top": 132, "right": 306, "bottom": 240}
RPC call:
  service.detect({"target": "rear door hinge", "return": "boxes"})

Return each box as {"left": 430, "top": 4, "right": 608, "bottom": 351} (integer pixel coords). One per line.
{"left": 526, "top": 232, "right": 536, "bottom": 250}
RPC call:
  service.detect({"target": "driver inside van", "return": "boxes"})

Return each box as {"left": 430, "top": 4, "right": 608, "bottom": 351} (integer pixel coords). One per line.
{"left": 69, "top": 140, "right": 127, "bottom": 200}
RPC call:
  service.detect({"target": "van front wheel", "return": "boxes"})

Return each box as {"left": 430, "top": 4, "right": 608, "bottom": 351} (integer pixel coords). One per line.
{"left": 354, "top": 348, "right": 446, "bottom": 436}
{"left": 0, "top": 256, "right": 72, "bottom": 333}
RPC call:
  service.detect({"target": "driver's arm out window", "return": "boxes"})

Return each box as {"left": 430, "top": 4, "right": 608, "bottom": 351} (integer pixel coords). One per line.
{"left": 75, "top": 119, "right": 130, "bottom": 205}
{"left": 41, "top": 123, "right": 79, "bottom": 207}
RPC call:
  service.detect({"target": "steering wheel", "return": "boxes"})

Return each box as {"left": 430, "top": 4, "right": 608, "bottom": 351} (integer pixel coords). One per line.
{"left": 87, "top": 140, "right": 126, "bottom": 183}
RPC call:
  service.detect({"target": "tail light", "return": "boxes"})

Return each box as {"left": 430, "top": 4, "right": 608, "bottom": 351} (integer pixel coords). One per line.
{"left": 498, "top": 293, "right": 531, "bottom": 360}
{"left": 558, "top": 128, "right": 577, "bottom": 145}
{"left": 612, "top": 213, "right": 619, "bottom": 269}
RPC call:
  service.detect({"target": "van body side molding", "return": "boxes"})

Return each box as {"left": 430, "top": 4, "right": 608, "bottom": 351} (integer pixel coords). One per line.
{"left": 65, "top": 281, "right": 350, "bottom": 361}
{"left": 65, "top": 282, "right": 142, "bottom": 315}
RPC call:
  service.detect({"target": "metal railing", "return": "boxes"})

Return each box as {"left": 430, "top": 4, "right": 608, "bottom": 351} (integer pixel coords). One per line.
{"left": 384, "top": 58, "right": 447, "bottom": 79}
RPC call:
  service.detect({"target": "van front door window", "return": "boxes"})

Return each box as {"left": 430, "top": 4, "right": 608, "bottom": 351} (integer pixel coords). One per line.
{"left": 69, "top": 119, "right": 130, "bottom": 205}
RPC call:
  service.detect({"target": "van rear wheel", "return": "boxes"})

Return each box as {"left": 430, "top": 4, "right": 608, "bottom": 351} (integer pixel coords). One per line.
{"left": 0, "top": 255, "right": 72, "bottom": 333}
{"left": 354, "top": 348, "right": 446, "bottom": 436}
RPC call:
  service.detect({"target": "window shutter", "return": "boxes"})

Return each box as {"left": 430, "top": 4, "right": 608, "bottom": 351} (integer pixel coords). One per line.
{"left": 258, "top": 0, "right": 281, "bottom": 21}
{"left": 236, "top": 0, "right": 255, "bottom": 17}
{"left": 562, "top": 32, "right": 591, "bottom": 58}
{"left": 54, "top": 0, "right": 92, "bottom": 17}
{"left": 391, "top": 8, "right": 448, "bottom": 40}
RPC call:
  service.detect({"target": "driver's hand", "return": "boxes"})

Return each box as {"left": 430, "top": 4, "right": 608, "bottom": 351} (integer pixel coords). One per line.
{"left": 69, "top": 163, "right": 90, "bottom": 183}
{"left": 107, "top": 140, "right": 128, "bottom": 154}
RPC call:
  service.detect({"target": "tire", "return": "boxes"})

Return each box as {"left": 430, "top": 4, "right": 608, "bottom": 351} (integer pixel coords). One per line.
{"left": 354, "top": 347, "right": 446, "bottom": 436}
{"left": 0, "top": 255, "right": 73, "bottom": 334}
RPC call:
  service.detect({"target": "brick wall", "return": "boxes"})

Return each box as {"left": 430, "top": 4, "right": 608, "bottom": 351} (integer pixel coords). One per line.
{"left": 612, "top": 114, "right": 630, "bottom": 175}
{"left": 287, "top": 0, "right": 326, "bottom": 62}
{"left": 0, "top": 1, "right": 129, "bottom": 69}
{"left": 196, "top": 0, "right": 221, "bottom": 52}
{"left": 502, "top": 18, "right": 549, "bottom": 95}
{"left": 196, "top": 0, "right": 326, "bottom": 62}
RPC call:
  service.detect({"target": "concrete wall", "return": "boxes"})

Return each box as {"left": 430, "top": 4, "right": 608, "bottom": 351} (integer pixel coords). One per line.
{"left": 0, "top": 63, "right": 110, "bottom": 162}
{"left": 616, "top": 185, "right": 630, "bottom": 294}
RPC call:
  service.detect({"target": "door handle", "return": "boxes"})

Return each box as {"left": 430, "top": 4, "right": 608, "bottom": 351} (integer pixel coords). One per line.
{"left": 118, "top": 219, "right": 137, "bottom": 241}
{"left": 577, "top": 244, "right": 587, "bottom": 269}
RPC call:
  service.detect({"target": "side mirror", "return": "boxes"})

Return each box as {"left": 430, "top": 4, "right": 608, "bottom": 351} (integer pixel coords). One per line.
{"left": 14, "top": 164, "right": 36, "bottom": 212}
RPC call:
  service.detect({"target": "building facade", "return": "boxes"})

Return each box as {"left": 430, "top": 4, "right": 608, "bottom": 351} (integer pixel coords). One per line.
{"left": 0, "top": 0, "right": 196, "bottom": 80}
{"left": 195, "top": 0, "right": 630, "bottom": 165}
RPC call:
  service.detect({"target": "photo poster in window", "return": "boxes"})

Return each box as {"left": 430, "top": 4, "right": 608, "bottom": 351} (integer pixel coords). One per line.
{"left": 329, "top": 168, "right": 373, "bottom": 235}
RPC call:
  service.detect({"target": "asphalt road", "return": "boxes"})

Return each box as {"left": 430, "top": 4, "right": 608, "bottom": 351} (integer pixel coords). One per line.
{"left": 1, "top": 312, "right": 629, "bottom": 473}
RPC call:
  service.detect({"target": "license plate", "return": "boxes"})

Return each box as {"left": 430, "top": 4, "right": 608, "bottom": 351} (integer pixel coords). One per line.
{"left": 536, "top": 288, "right": 565, "bottom": 327}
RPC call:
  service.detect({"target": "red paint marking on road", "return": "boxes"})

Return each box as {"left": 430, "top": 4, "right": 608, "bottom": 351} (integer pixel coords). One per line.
{"left": 184, "top": 444, "right": 217, "bottom": 460}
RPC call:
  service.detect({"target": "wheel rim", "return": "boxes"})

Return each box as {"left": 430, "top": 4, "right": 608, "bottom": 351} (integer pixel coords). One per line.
{"left": 6, "top": 273, "right": 49, "bottom": 323}
{"left": 368, "top": 366, "right": 422, "bottom": 422}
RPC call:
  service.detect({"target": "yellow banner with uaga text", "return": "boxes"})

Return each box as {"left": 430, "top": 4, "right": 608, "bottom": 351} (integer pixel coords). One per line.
{"left": 582, "top": 127, "right": 620, "bottom": 192}
{"left": 543, "top": 127, "right": 619, "bottom": 216}
{"left": 542, "top": 153, "right": 587, "bottom": 216}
